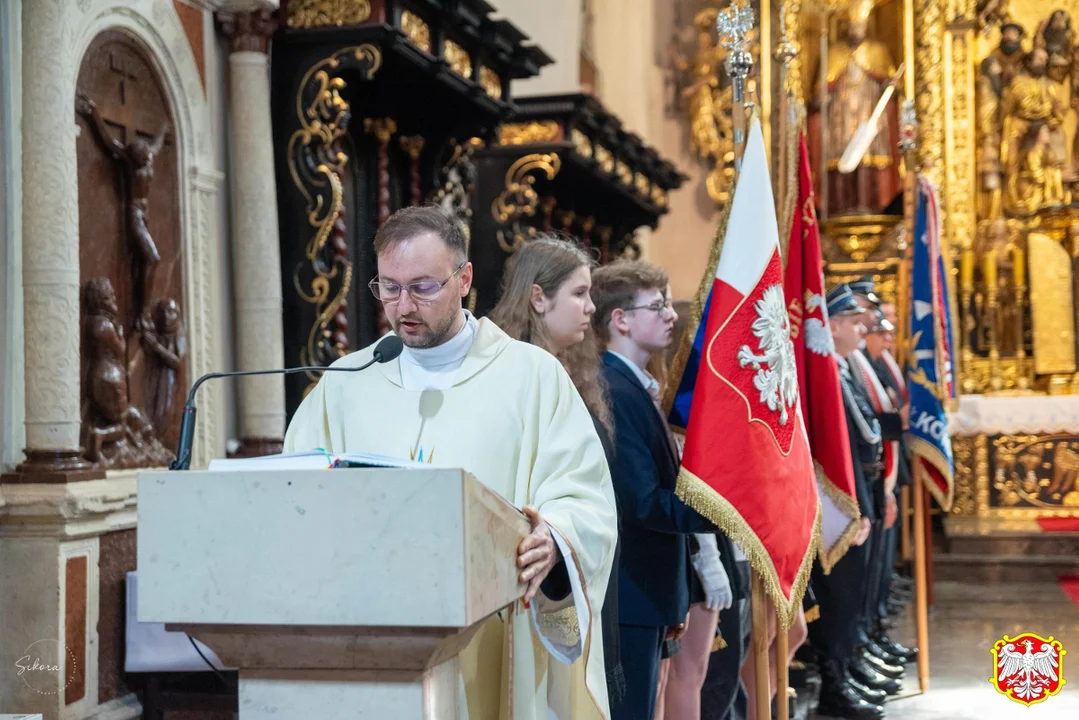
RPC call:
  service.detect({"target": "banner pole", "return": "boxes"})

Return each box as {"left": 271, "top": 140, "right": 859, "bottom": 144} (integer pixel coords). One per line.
{"left": 901, "top": 485, "right": 913, "bottom": 562}
{"left": 774, "top": 600, "right": 789, "bottom": 720}
{"left": 913, "top": 463, "right": 931, "bottom": 691}
{"left": 751, "top": 574, "right": 771, "bottom": 720}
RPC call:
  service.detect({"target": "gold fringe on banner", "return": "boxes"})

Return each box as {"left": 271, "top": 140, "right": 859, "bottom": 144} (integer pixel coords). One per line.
{"left": 676, "top": 469, "right": 821, "bottom": 631}
{"left": 816, "top": 461, "right": 862, "bottom": 574}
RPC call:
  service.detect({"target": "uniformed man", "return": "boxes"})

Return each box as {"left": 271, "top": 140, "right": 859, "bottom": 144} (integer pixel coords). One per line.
{"left": 850, "top": 278, "right": 919, "bottom": 669}
{"left": 807, "top": 284, "right": 890, "bottom": 719}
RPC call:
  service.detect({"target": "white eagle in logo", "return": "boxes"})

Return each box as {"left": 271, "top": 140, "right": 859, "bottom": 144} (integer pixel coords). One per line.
{"left": 738, "top": 284, "right": 799, "bottom": 425}
{"left": 997, "top": 639, "right": 1061, "bottom": 702}
{"left": 803, "top": 291, "right": 835, "bottom": 357}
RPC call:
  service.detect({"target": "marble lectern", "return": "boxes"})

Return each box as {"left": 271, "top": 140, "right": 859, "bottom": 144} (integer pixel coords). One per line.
{"left": 137, "top": 468, "right": 529, "bottom": 719}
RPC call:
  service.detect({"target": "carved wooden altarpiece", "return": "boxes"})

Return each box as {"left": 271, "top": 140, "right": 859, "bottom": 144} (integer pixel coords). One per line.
{"left": 76, "top": 31, "right": 186, "bottom": 468}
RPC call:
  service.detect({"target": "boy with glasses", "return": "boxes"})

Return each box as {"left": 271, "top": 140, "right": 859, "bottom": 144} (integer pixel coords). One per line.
{"left": 591, "top": 260, "right": 742, "bottom": 720}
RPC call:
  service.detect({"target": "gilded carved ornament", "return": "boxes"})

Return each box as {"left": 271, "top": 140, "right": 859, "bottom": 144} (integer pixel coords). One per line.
{"left": 401, "top": 10, "right": 432, "bottom": 54}
{"left": 571, "top": 128, "right": 593, "bottom": 158}
{"left": 594, "top": 144, "right": 614, "bottom": 173}
{"left": 492, "top": 153, "right": 562, "bottom": 254}
{"left": 480, "top": 67, "right": 503, "bottom": 99}
{"left": 497, "top": 121, "right": 562, "bottom": 146}
{"left": 287, "top": 0, "right": 371, "bottom": 29}
{"left": 444, "top": 39, "right": 472, "bottom": 79}
{"left": 286, "top": 45, "right": 382, "bottom": 384}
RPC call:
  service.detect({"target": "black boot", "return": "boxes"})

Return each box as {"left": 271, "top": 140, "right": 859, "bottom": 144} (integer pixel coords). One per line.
{"left": 850, "top": 654, "right": 903, "bottom": 695}
{"left": 892, "top": 572, "right": 914, "bottom": 589}
{"left": 818, "top": 659, "right": 884, "bottom": 719}
{"left": 874, "top": 629, "right": 918, "bottom": 663}
{"left": 860, "top": 646, "right": 905, "bottom": 679}
{"left": 846, "top": 663, "right": 888, "bottom": 706}
{"left": 865, "top": 637, "right": 906, "bottom": 668}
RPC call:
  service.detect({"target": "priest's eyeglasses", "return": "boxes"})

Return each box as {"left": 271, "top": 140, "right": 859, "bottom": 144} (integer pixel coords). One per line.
{"left": 623, "top": 300, "right": 675, "bottom": 317}
{"left": 369, "top": 262, "right": 467, "bottom": 303}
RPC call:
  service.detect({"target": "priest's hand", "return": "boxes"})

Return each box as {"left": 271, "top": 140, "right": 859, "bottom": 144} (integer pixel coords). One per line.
{"left": 519, "top": 506, "right": 562, "bottom": 604}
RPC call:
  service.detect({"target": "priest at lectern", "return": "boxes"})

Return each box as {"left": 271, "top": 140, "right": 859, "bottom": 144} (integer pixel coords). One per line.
{"left": 284, "top": 206, "right": 618, "bottom": 720}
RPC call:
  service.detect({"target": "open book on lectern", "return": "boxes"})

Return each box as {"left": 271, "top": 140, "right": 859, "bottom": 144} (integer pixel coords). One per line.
{"left": 208, "top": 449, "right": 430, "bottom": 471}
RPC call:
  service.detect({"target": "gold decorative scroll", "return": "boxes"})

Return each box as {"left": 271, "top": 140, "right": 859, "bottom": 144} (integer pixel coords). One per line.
{"left": 497, "top": 121, "right": 561, "bottom": 146}
{"left": 492, "top": 153, "right": 562, "bottom": 253}
{"left": 480, "top": 66, "right": 502, "bottom": 99}
{"left": 286, "top": 45, "right": 382, "bottom": 384}
{"left": 615, "top": 160, "right": 633, "bottom": 186}
{"left": 1028, "top": 233, "right": 1077, "bottom": 375}
{"left": 286, "top": 0, "right": 371, "bottom": 29}
{"left": 444, "top": 39, "right": 472, "bottom": 79}
{"left": 401, "top": 10, "right": 431, "bottom": 53}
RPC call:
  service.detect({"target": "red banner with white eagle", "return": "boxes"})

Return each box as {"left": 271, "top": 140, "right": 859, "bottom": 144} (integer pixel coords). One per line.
{"left": 782, "top": 132, "right": 861, "bottom": 573}
{"left": 675, "top": 120, "right": 819, "bottom": 628}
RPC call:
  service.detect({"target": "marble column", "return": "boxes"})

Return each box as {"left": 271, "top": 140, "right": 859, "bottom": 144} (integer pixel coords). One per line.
{"left": 221, "top": 9, "right": 286, "bottom": 456}
{"left": 14, "top": 0, "right": 91, "bottom": 476}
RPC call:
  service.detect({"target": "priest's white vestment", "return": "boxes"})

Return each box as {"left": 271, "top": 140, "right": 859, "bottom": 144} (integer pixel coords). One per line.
{"left": 284, "top": 318, "right": 617, "bottom": 719}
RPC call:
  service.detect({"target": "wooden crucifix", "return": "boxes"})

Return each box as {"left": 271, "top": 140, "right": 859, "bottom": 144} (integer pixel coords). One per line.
{"left": 76, "top": 54, "right": 170, "bottom": 321}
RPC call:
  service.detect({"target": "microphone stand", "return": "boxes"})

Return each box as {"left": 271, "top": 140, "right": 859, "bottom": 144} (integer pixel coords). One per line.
{"left": 170, "top": 340, "right": 402, "bottom": 471}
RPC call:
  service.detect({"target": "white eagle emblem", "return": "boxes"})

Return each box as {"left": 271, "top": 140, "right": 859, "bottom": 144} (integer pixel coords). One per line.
{"left": 997, "top": 639, "right": 1061, "bottom": 703}
{"left": 803, "top": 291, "right": 835, "bottom": 356}
{"left": 737, "top": 284, "right": 799, "bottom": 425}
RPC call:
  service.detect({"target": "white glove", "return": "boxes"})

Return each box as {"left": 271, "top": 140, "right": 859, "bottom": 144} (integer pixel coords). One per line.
{"left": 691, "top": 533, "right": 732, "bottom": 611}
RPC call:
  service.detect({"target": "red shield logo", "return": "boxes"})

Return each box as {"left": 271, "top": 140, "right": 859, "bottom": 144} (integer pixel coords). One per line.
{"left": 990, "top": 632, "right": 1067, "bottom": 706}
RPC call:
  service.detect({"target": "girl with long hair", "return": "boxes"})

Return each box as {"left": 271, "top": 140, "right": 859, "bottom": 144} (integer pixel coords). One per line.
{"left": 489, "top": 234, "right": 623, "bottom": 702}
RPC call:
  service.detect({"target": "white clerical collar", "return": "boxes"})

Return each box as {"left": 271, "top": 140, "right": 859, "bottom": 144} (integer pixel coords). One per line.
{"left": 400, "top": 310, "right": 477, "bottom": 370}
{"left": 608, "top": 350, "right": 660, "bottom": 400}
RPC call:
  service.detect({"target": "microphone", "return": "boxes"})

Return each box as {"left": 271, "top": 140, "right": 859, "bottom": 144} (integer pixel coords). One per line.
{"left": 169, "top": 335, "right": 404, "bottom": 471}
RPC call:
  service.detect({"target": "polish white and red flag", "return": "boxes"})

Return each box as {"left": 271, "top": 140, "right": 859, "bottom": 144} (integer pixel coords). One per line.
{"left": 674, "top": 119, "right": 819, "bottom": 627}
{"left": 783, "top": 132, "right": 862, "bottom": 573}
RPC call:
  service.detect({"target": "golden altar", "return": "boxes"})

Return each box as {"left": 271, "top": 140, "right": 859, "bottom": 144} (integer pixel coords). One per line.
{"left": 667, "top": 1, "right": 1079, "bottom": 520}
{"left": 803, "top": 0, "right": 1079, "bottom": 522}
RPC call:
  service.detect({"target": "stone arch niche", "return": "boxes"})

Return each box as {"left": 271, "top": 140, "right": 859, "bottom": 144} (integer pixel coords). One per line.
{"left": 76, "top": 30, "right": 185, "bottom": 468}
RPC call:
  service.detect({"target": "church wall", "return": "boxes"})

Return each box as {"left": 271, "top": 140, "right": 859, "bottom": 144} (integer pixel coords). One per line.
{"left": 590, "top": 0, "right": 718, "bottom": 301}
{"left": 491, "top": 0, "right": 583, "bottom": 96}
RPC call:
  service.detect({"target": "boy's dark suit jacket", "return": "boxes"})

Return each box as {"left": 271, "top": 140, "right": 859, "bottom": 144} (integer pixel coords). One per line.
{"left": 601, "top": 352, "right": 744, "bottom": 629}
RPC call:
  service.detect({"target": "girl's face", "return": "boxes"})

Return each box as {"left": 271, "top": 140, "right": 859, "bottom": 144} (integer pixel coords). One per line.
{"left": 534, "top": 265, "right": 596, "bottom": 352}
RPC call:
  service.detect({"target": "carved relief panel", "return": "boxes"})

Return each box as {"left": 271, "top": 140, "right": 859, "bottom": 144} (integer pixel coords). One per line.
{"left": 76, "top": 31, "right": 186, "bottom": 467}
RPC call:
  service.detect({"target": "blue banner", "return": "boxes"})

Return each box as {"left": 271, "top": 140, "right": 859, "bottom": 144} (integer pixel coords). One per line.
{"left": 907, "top": 176, "right": 955, "bottom": 510}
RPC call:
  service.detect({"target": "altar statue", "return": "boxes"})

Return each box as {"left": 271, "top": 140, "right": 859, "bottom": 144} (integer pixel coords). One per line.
{"left": 991, "top": 22, "right": 1027, "bottom": 86}
{"left": 978, "top": 56, "right": 1005, "bottom": 218}
{"left": 1001, "top": 48, "right": 1066, "bottom": 184}
{"left": 1006, "top": 121, "right": 1065, "bottom": 216}
{"left": 809, "top": 0, "right": 900, "bottom": 217}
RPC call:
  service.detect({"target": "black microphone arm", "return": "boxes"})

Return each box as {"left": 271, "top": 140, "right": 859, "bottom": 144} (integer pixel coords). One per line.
{"left": 169, "top": 335, "right": 404, "bottom": 471}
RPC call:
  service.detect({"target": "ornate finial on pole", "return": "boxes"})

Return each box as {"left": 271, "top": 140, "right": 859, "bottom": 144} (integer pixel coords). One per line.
{"left": 774, "top": 10, "right": 798, "bottom": 69}
{"left": 717, "top": 1, "right": 755, "bottom": 171}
